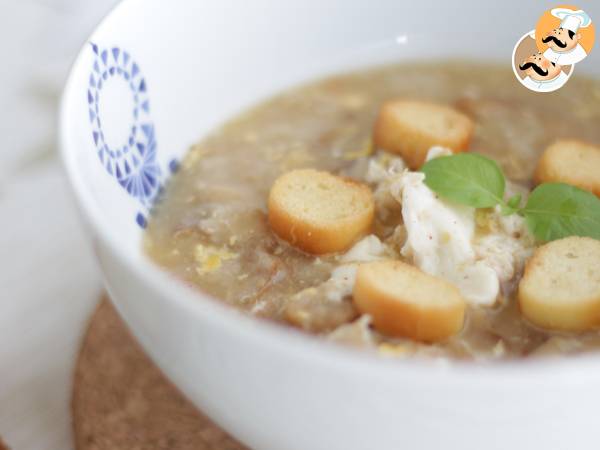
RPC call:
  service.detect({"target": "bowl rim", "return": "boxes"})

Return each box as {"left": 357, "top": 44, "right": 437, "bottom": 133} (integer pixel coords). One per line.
{"left": 59, "top": 0, "right": 600, "bottom": 385}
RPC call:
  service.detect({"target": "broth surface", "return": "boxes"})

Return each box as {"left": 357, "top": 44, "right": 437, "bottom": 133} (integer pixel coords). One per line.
{"left": 145, "top": 62, "right": 600, "bottom": 359}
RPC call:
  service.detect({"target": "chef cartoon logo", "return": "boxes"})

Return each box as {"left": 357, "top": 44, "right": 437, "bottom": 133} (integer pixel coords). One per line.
{"left": 512, "top": 31, "right": 574, "bottom": 93}
{"left": 512, "top": 5, "right": 594, "bottom": 93}
{"left": 537, "top": 6, "right": 594, "bottom": 65}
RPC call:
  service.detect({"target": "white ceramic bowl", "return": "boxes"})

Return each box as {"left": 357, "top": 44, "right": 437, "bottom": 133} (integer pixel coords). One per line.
{"left": 61, "top": 1, "right": 600, "bottom": 449}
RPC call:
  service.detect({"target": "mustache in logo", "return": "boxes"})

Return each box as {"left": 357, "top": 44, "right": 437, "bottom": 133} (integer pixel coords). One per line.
{"left": 519, "top": 62, "right": 549, "bottom": 77}
{"left": 542, "top": 35, "right": 567, "bottom": 48}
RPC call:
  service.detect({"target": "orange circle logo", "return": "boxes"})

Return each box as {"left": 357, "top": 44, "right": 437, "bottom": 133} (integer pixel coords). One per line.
{"left": 535, "top": 5, "right": 594, "bottom": 65}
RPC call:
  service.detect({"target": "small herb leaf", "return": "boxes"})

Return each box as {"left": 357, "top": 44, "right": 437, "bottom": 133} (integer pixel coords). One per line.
{"left": 523, "top": 183, "right": 600, "bottom": 241}
{"left": 501, "top": 193, "right": 523, "bottom": 216}
{"left": 507, "top": 193, "right": 522, "bottom": 210}
{"left": 421, "top": 153, "right": 505, "bottom": 208}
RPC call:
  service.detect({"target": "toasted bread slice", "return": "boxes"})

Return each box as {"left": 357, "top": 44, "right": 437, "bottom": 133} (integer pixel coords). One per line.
{"left": 518, "top": 237, "right": 600, "bottom": 332}
{"left": 353, "top": 260, "right": 466, "bottom": 342}
{"left": 535, "top": 140, "right": 600, "bottom": 197}
{"left": 268, "top": 169, "right": 374, "bottom": 254}
{"left": 373, "top": 100, "right": 474, "bottom": 169}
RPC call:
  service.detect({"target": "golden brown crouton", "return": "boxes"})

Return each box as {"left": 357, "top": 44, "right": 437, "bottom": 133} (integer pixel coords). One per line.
{"left": 353, "top": 260, "right": 466, "bottom": 342}
{"left": 268, "top": 169, "right": 374, "bottom": 254}
{"left": 518, "top": 237, "right": 600, "bottom": 332}
{"left": 535, "top": 140, "right": 600, "bottom": 197}
{"left": 373, "top": 100, "right": 474, "bottom": 169}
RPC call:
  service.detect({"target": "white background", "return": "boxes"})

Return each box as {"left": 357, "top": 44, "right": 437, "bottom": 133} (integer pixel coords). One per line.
{"left": 0, "top": 1, "right": 117, "bottom": 448}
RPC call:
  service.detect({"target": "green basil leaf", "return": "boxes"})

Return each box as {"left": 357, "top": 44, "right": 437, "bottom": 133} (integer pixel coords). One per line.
{"left": 421, "top": 153, "right": 505, "bottom": 208}
{"left": 523, "top": 183, "right": 600, "bottom": 241}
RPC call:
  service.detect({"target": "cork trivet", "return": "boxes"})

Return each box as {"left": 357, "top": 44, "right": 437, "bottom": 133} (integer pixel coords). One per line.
{"left": 72, "top": 297, "right": 247, "bottom": 450}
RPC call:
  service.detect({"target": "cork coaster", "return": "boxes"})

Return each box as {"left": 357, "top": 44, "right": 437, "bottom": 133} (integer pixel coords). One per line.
{"left": 72, "top": 297, "right": 247, "bottom": 450}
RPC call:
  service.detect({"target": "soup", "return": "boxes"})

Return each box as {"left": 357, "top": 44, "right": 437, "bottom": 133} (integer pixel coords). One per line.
{"left": 144, "top": 61, "right": 600, "bottom": 359}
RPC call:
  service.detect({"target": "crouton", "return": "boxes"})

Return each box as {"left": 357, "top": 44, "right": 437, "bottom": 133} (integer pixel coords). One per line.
{"left": 268, "top": 169, "right": 374, "bottom": 254}
{"left": 373, "top": 100, "right": 474, "bottom": 169}
{"left": 535, "top": 140, "right": 600, "bottom": 197}
{"left": 518, "top": 237, "right": 600, "bottom": 332}
{"left": 353, "top": 260, "right": 466, "bottom": 342}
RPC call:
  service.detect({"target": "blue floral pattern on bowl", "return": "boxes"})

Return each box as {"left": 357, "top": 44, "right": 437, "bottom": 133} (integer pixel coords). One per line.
{"left": 87, "top": 43, "right": 175, "bottom": 228}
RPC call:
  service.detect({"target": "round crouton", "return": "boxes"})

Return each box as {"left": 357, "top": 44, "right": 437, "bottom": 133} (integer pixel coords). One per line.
{"left": 518, "top": 237, "right": 600, "bottom": 332}
{"left": 373, "top": 100, "right": 474, "bottom": 169}
{"left": 535, "top": 140, "right": 600, "bottom": 197}
{"left": 268, "top": 169, "right": 374, "bottom": 254}
{"left": 353, "top": 260, "right": 466, "bottom": 342}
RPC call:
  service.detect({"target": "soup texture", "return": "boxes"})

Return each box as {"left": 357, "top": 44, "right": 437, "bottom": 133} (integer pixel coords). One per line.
{"left": 144, "top": 62, "right": 600, "bottom": 359}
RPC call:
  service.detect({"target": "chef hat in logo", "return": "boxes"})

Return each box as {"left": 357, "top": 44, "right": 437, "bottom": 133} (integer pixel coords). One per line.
{"left": 551, "top": 8, "right": 592, "bottom": 33}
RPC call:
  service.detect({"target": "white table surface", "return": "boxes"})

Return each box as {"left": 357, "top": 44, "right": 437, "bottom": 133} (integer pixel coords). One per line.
{"left": 0, "top": 1, "right": 118, "bottom": 448}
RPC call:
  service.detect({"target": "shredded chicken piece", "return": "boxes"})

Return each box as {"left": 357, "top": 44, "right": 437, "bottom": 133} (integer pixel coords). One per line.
{"left": 328, "top": 315, "right": 375, "bottom": 347}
